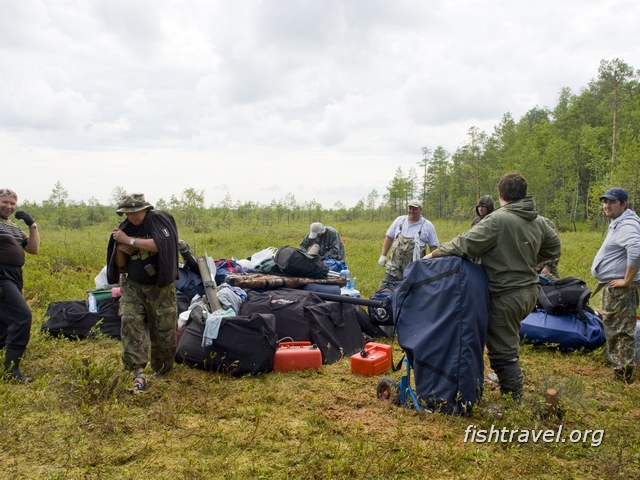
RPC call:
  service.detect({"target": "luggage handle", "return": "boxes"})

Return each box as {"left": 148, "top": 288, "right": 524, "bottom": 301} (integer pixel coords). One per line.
{"left": 277, "top": 337, "right": 318, "bottom": 349}
{"left": 278, "top": 341, "right": 314, "bottom": 349}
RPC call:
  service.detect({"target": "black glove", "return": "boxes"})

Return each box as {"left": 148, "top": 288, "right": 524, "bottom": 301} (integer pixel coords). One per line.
{"left": 15, "top": 211, "right": 34, "bottom": 226}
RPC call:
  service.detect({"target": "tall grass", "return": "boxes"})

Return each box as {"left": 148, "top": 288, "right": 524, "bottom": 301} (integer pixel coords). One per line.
{"left": 2, "top": 220, "right": 638, "bottom": 479}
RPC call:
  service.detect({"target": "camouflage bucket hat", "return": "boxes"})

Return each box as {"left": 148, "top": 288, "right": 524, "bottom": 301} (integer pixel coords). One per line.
{"left": 116, "top": 193, "right": 154, "bottom": 216}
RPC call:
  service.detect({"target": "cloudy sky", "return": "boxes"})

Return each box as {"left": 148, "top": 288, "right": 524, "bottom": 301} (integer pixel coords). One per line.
{"left": 2, "top": 1, "right": 638, "bottom": 209}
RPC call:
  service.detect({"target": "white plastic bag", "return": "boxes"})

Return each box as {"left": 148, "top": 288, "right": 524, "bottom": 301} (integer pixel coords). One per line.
{"left": 94, "top": 265, "right": 109, "bottom": 289}
{"left": 250, "top": 247, "right": 278, "bottom": 268}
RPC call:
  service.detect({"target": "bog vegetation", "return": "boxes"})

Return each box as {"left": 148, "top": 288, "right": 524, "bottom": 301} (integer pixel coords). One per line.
{"left": 2, "top": 216, "right": 639, "bottom": 479}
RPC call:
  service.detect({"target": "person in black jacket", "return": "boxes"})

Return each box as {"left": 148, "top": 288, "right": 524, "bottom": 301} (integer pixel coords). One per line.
{"left": 0, "top": 188, "right": 39, "bottom": 382}
{"left": 471, "top": 195, "right": 495, "bottom": 227}
{"left": 107, "top": 193, "right": 179, "bottom": 393}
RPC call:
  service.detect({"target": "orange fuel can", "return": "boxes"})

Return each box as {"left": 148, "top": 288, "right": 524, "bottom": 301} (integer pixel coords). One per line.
{"left": 351, "top": 342, "right": 392, "bottom": 376}
{"left": 273, "top": 341, "right": 323, "bottom": 372}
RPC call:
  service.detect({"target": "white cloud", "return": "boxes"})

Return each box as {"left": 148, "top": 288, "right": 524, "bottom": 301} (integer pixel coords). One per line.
{"left": 0, "top": 76, "right": 96, "bottom": 132}
{"left": 1, "top": 0, "right": 639, "bottom": 207}
{"left": 87, "top": 117, "right": 132, "bottom": 137}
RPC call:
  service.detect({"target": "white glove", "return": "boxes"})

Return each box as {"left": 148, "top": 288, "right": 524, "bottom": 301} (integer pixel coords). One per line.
{"left": 378, "top": 255, "right": 387, "bottom": 267}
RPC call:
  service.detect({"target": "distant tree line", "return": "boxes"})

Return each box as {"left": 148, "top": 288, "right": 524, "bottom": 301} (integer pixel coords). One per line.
{"left": 402, "top": 57, "right": 638, "bottom": 231}
{"left": 18, "top": 59, "right": 637, "bottom": 232}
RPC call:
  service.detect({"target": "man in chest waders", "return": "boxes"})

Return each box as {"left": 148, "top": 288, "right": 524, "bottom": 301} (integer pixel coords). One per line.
{"left": 378, "top": 200, "right": 439, "bottom": 284}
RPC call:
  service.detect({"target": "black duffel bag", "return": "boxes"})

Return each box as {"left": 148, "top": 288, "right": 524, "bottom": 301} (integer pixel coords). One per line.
{"left": 304, "top": 301, "right": 366, "bottom": 364}
{"left": 42, "top": 297, "right": 122, "bottom": 339}
{"left": 240, "top": 288, "right": 324, "bottom": 342}
{"left": 175, "top": 306, "right": 278, "bottom": 375}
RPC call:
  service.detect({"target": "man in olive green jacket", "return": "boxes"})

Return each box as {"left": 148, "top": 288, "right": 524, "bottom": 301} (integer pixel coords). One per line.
{"left": 425, "top": 173, "right": 561, "bottom": 400}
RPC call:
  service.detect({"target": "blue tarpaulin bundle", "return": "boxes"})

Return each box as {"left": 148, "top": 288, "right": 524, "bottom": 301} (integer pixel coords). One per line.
{"left": 520, "top": 308, "right": 606, "bottom": 351}
{"left": 394, "top": 257, "right": 489, "bottom": 415}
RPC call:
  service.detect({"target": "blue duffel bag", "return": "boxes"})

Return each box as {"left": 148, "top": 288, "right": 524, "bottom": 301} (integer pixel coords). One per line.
{"left": 520, "top": 308, "right": 606, "bottom": 351}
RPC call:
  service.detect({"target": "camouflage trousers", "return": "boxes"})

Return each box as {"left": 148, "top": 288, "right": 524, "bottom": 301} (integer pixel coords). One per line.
{"left": 601, "top": 281, "right": 640, "bottom": 368}
{"left": 119, "top": 279, "right": 178, "bottom": 374}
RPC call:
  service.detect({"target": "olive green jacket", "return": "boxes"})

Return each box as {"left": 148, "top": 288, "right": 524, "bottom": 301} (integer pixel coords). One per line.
{"left": 433, "top": 197, "right": 561, "bottom": 295}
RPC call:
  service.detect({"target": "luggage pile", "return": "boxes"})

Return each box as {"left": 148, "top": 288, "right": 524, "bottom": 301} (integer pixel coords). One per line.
{"left": 42, "top": 242, "right": 381, "bottom": 376}
{"left": 170, "top": 243, "right": 377, "bottom": 375}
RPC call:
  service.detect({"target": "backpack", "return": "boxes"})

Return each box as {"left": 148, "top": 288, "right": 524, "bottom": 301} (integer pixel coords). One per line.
{"left": 368, "top": 282, "right": 396, "bottom": 327}
{"left": 538, "top": 276, "right": 591, "bottom": 319}
{"left": 274, "top": 246, "right": 330, "bottom": 278}
{"left": 174, "top": 267, "right": 205, "bottom": 300}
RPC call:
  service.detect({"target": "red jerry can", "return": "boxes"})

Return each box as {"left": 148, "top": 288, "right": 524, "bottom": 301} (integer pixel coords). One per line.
{"left": 351, "top": 342, "right": 392, "bottom": 376}
{"left": 273, "top": 341, "right": 323, "bottom": 372}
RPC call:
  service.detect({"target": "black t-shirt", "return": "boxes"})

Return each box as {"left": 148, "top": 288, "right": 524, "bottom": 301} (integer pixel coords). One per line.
{"left": 122, "top": 222, "right": 160, "bottom": 285}
{"left": 0, "top": 218, "right": 27, "bottom": 267}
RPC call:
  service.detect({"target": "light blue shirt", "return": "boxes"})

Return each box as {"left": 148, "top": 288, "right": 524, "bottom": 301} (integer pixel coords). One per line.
{"left": 591, "top": 209, "right": 640, "bottom": 282}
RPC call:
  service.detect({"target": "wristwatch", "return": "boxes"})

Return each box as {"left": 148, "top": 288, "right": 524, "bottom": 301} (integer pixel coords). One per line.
{"left": 129, "top": 237, "right": 136, "bottom": 246}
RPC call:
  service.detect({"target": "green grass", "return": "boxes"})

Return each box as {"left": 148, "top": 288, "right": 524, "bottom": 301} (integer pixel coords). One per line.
{"left": 1, "top": 220, "right": 639, "bottom": 479}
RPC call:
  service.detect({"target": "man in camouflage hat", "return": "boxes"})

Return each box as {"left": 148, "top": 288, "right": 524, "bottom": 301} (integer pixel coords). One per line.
{"left": 591, "top": 188, "right": 640, "bottom": 384}
{"left": 106, "top": 193, "right": 179, "bottom": 393}
{"left": 0, "top": 188, "right": 39, "bottom": 382}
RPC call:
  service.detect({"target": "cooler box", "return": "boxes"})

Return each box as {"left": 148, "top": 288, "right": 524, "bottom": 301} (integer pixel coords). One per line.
{"left": 351, "top": 342, "right": 392, "bottom": 376}
{"left": 273, "top": 341, "right": 323, "bottom": 372}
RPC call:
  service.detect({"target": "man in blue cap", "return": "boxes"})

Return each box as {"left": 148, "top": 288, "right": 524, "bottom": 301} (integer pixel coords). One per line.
{"left": 591, "top": 188, "right": 640, "bottom": 383}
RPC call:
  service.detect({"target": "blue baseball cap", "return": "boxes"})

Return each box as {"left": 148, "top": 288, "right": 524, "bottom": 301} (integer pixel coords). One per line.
{"left": 599, "top": 188, "right": 628, "bottom": 202}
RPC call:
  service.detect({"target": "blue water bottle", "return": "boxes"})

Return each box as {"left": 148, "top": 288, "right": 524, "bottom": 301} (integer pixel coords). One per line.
{"left": 340, "top": 262, "right": 352, "bottom": 290}
{"left": 88, "top": 293, "right": 98, "bottom": 313}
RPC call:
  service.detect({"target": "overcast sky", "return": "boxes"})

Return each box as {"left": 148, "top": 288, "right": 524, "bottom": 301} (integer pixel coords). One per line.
{"left": 2, "top": 1, "right": 638, "bottom": 209}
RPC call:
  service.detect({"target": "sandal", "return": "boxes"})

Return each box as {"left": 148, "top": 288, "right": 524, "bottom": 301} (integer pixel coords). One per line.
{"left": 130, "top": 374, "right": 147, "bottom": 394}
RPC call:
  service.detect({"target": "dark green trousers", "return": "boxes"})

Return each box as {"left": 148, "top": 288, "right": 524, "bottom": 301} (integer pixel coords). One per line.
{"left": 487, "top": 284, "right": 539, "bottom": 400}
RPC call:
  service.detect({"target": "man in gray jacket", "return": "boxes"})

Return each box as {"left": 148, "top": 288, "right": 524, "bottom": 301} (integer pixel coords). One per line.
{"left": 591, "top": 188, "right": 640, "bottom": 383}
{"left": 300, "top": 222, "right": 345, "bottom": 261}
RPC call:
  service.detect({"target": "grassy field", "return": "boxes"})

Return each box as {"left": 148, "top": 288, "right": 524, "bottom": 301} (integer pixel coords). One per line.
{"left": 2, "top": 220, "right": 639, "bottom": 479}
